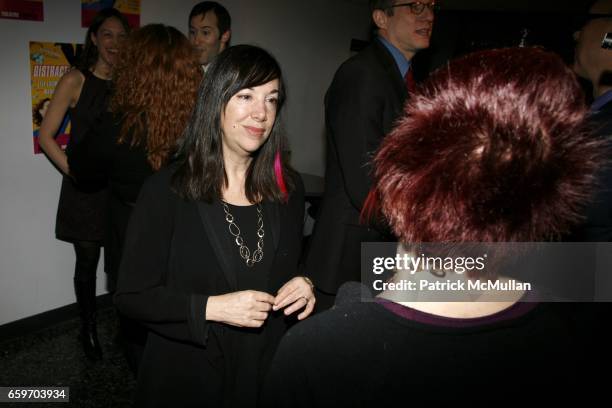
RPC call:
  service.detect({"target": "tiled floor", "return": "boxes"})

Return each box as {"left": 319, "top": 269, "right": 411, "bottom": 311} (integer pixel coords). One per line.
{"left": 0, "top": 307, "right": 136, "bottom": 407}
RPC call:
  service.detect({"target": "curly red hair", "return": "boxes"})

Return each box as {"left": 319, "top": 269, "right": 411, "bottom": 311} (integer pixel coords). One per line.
{"left": 111, "top": 24, "right": 201, "bottom": 170}
{"left": 364, "top": 47, "right": 606, "bottom": 243}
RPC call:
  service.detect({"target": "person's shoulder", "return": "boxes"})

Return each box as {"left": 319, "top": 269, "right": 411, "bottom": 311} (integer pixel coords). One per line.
{"left": 52, "top": 69, "right": 85, "bottom": 101}
{"left": 336, "top": 41, "right": 387, "bottom": 75}
{"left": 329, "top": 42, "right": 390, "bottom": 94}
{"left": 139, "top": 163, "right": 179, "bottom": 200}
{"left": 60, "top": 68, "right": 85, "bottom": 88}
{"left": 283, "top": 282, "right": 375, "bottom": 342}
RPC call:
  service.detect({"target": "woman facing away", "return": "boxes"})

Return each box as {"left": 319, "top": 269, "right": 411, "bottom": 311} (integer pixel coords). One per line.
{"left": 38, "top": 7, "right": 129, "bottom": 361}
{"left": 262, "top": 47, "right": 605, "bottom": 405}
{"left": 67, "top": 23, "right": 202, "bottom": 372}
{"left": 113, "top": 45, "right": 315, "bottom": 407}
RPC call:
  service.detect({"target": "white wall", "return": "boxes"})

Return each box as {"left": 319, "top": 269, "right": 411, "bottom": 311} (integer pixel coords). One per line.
{"left": 0, "top": 0, "right": 369, "bottom": 325}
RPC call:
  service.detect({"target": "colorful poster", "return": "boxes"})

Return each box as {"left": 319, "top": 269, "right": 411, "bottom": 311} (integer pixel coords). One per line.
{"left": 0, "top": 0, "right": 44, "bottom": 21}
{"left": 30, "top": 41, "right": 82, "bottom": 154}
{"left": 81, "top": 0, "right": 140, "bottom": 28}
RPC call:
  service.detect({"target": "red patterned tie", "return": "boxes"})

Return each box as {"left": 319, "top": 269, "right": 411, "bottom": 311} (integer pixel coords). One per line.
{"left": 404, "top": 66, "right": 416, "bottom": 93}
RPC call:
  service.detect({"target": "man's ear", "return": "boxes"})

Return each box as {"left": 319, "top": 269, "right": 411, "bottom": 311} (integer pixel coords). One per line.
{"left": 372, "top": 9, "right": 388, "bottom": 31}
{"left": 220, "top": 30, "right": 231, "bottom": 47}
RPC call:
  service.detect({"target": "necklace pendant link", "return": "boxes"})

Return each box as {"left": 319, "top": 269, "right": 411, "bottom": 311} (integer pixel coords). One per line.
{"left": 222, "top": 201, "right": 264, "bottom": 267}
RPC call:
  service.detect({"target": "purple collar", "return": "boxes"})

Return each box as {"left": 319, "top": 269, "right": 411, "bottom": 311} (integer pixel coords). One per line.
{"left": 374, "top": 295, "right": 538, "bottom": 328}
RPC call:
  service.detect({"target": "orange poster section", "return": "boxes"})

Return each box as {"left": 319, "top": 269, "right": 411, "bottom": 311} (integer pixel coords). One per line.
{"left": 30, "top": 41, "right": 80, "bottom": 154}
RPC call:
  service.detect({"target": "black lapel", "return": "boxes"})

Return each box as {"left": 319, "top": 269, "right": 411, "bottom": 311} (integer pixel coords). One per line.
{"left": 196, "top": 201, "right": 238, "bottom": 291}
{"left": 262, "top": 201, "right": 280, "bottom": 255}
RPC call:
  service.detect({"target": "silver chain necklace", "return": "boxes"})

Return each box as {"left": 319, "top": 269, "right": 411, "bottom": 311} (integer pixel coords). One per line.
{"left": 222, "top": 202, "right": 264, "bottom": 267}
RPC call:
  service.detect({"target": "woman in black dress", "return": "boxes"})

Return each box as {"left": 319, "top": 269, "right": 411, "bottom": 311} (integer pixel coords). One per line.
{"left": 38, "top": 8, "right": 129, "bottom": 360}
{"left": 68, "top": 23, "right": 201, "bottom": 288}
{"left": 114, "top": 45, "right": 315, "bottom": 407}
{"left": 68, "top": 23, "right": 202, "bottom": 372}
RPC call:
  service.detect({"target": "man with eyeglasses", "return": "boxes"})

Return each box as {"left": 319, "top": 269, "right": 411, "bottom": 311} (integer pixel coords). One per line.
{"left": 570, "top": 0, "right": 612, "bottom": 242}
{"left": 557, "top": 2, "right": 612, "bottom": 395}
{"left": 304, "top": 0, "right": 435, "bottom": 309}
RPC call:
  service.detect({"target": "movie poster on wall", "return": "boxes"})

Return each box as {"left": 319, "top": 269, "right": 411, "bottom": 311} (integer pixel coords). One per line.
{"left": 30, "top": 41, "right": 82, "bottom": 154}
{"left": 0, "top": 0, "right": 43, "bottom": 21}
{"left": 81, "top": 0, "right": 140, "bottom": 28}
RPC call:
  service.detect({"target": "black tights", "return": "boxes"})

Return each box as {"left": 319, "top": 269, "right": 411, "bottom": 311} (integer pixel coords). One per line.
{"left": 72, "top": 241, "right": 103, "bottom": 359}
{"left": 73, "top": 240, "right": 101, "bottom": 285}
{"left": 73, "top": 240, "right": 102, "bottom": 323}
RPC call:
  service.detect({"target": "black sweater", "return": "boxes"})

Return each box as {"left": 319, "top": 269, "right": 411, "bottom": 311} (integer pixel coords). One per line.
{"left": 262, "top": 282, "right": 594, "bottom": 406}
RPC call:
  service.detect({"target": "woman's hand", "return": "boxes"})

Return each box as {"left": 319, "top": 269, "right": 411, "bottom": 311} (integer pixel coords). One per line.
{"left": 206, "top": 290, "right": 275, "bottom": 328}
{"left": 273, "top": 276, "right": 316, "bottom": 320}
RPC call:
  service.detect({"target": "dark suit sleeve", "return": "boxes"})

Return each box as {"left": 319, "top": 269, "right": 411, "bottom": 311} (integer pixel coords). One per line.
{"left": 113, "top": 175, "right": 211, "bottom": 346}
{"left": 326, "top": 63, "right": 387, "bottom": 211}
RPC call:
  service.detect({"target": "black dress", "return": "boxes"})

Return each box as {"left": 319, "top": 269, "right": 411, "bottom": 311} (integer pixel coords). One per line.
{"left": 67, "top": 112, "right": 154, "bottom": 275}
{"left": 211, "top": 202, "right": 274, "bottom": 406}
{"left": 114, "top": 168, "right": 305, "bottom": 407}
{"left": 55, "top": 68, "right": 110, "bottom": 242}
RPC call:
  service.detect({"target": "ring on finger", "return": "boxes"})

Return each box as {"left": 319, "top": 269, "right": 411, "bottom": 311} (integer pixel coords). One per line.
{"left": 300, "top": 296, "right": 309, "bottom": 304}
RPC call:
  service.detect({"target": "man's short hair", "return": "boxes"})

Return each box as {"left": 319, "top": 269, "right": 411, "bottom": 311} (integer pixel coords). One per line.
{"left": 188, "top": 1, "right": 231, "bottom": 35}
{"left": 369, "top": 0, "right": 395, "bottom": 15}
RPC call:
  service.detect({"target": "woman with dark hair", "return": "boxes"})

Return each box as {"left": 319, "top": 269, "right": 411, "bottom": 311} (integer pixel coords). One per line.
{"left": 38, "top": 7, "right": 129, "bottom": 361}
{"left": 262, "top": 47, "right": 604, "bottom": 405}
{"left": 69, "top": 23, "right": 201, "bottom": 280}
{"left": 114, "top": 44, "right": 313, "bottom": 407}
{"left": 68, "top": 23, "right": 202, "bottom": 372}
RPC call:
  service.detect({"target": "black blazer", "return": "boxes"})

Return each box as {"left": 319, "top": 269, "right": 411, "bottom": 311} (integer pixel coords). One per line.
{"left": 114, "top": 167, "right": 305, "bottom": 407}
{"left": 304, "top": 38, "right": 407, "bottom": 294}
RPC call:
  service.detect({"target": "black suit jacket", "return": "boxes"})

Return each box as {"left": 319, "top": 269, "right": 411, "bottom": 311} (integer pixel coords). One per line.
{"left": 561, "top": 100, "right": 612, "bottom": 385}
{"left": 304, "top": 38, "right": 408, "bottom": 294}
{"left": 114, "top": 167, "right": 304, "bottom": 407}
{"left": 566, "top": 100, "right": 612, "bottom": 242}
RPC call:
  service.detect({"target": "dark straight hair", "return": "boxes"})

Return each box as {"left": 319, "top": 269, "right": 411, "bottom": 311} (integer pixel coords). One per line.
{"left": 77, "top": 8, "right": 130, "bottom": 71}
{"left": 172, "top": 44, "right": 294, "bottom": 203}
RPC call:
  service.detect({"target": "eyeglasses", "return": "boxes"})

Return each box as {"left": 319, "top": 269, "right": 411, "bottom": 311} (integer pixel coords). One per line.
{"left": 389, "top": 1, "right": 438, "bottom": 15}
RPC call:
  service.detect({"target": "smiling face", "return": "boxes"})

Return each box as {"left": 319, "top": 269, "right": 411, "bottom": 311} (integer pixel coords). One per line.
{"left": 189, "top": 11, "right": 230, "bottom": 66}
{"left": 373, "top": 1, "right": 434, "bottom": 60}
{"left": 91, "top": 16, "right": 127, "bottom": 67}
{"left": 220, "top": 79, "right": 280, "bottom": 160}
